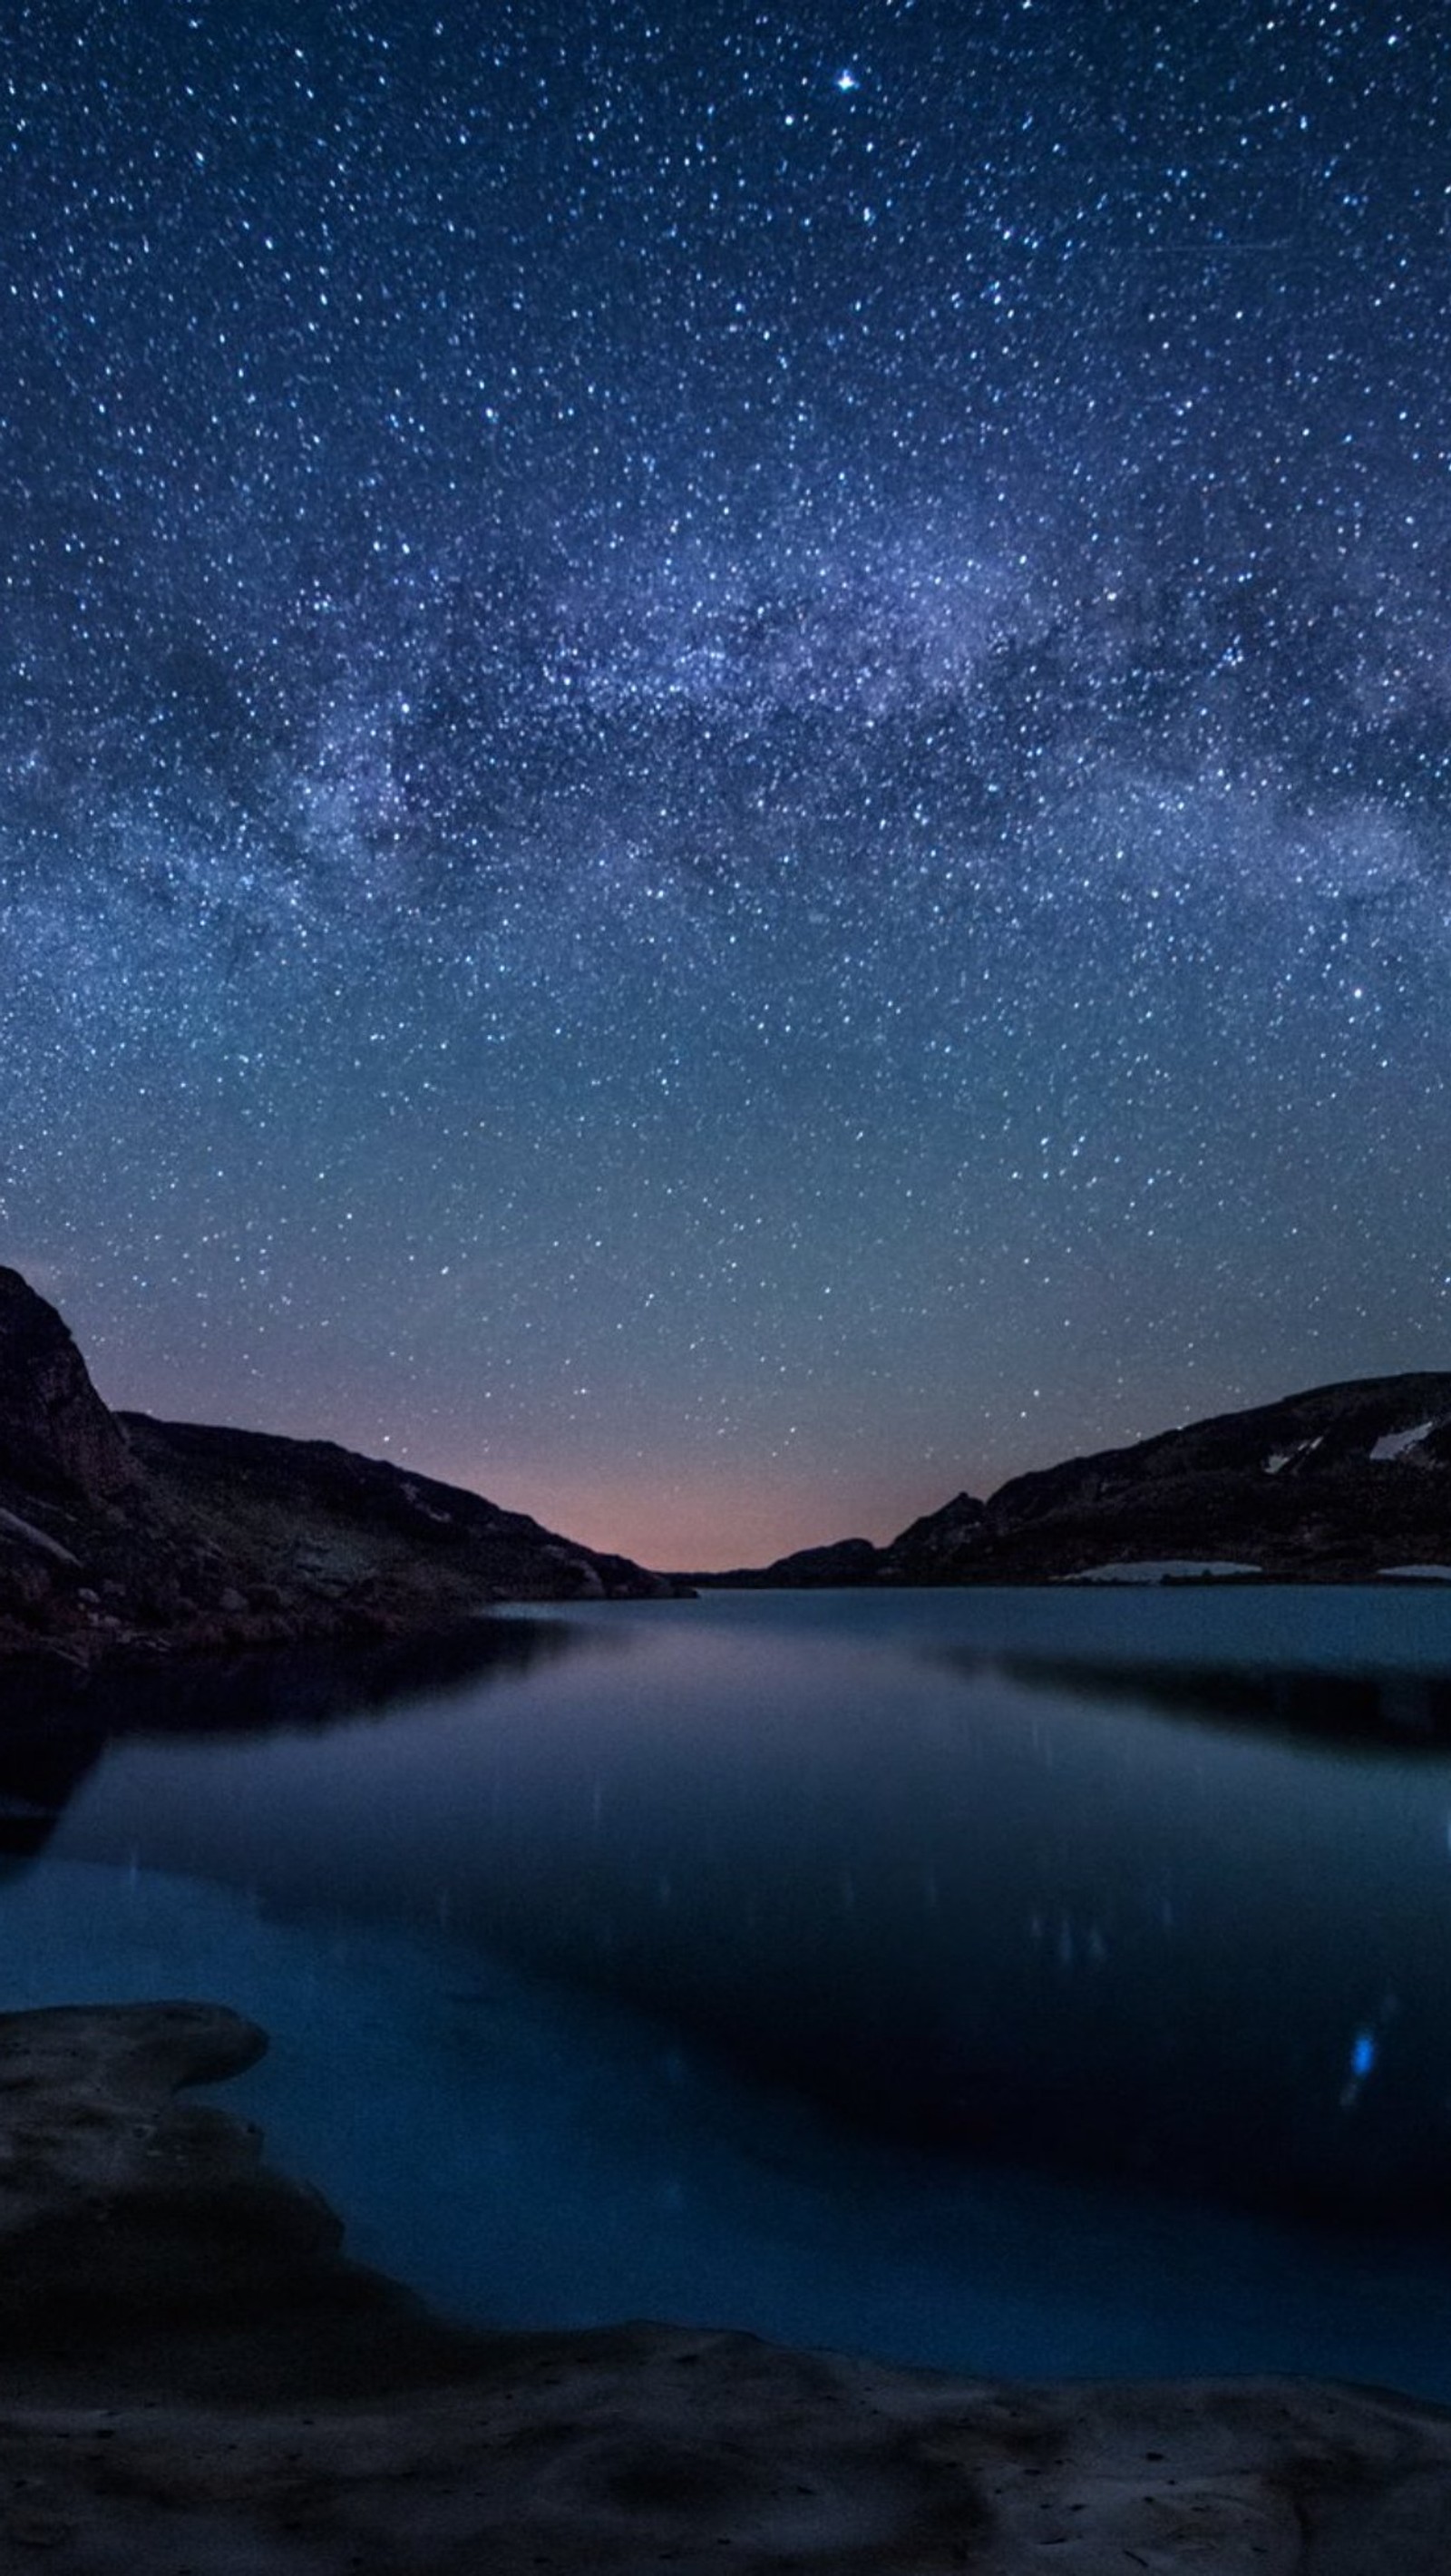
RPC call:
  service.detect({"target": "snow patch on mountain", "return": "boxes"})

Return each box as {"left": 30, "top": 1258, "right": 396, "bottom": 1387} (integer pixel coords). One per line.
{"left": 1057, "top": 1560, "right": 1262, "bottom": 1586}
{"left": 1370, "top": 1420, "right": 1437, "bottom": 1462}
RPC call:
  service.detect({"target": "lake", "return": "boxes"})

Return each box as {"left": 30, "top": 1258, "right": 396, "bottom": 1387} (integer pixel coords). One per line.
{"left": 5, "top": 1585, "right": 1451, "bottom": 2394}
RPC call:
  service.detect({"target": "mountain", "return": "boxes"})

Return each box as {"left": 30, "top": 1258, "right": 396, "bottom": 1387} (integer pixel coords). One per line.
{"left": 879, "top": 1490, "right": 987, "bottom": 1577}
{"left": 0, "top": 1266, "right": 676, "bottom": 1678}
{"left": 696, "top": 1377, "right": 1451, "bottom": 1587}
{"left": 0, "top": 1266, "right": 136, "bottom": 1504}
{"left": 680, "top": 1536, "right": 882, "bottom": 1590}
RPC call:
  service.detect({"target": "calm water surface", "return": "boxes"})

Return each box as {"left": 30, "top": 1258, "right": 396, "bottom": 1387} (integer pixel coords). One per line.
{"left": 5, "top": 1586, "right": 1451, "bottom": 2392}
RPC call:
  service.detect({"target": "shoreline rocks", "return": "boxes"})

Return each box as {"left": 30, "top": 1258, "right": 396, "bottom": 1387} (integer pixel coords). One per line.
{"left": 2, "top": 2000, "right": 1451, "bottom": 2569}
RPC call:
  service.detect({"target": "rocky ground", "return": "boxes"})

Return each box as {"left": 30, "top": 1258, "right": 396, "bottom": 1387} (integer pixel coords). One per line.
{"left": 0, "top": 1265, "right": 677, "bottom": 1685}
{"left": 1, "top": 2000, "right": 1450, "bottom": 2571}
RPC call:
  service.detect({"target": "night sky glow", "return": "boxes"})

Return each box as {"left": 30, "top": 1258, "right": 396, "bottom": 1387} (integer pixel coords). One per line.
{"left": 5, "top": 0, "right": 1450, "bottom": 1567}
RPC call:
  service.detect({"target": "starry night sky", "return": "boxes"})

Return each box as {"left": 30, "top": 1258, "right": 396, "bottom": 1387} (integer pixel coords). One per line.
{"left": 5, "top": 0, "right": 1449, "bottom": 1566}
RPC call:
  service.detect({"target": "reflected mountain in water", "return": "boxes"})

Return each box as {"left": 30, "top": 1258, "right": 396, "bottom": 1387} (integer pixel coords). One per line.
{"left": 981, "top": 1654, "right": 1451, "bottom": 1752}
{"left": 0, "top": 1615, "right": 602, "bottom": 1862}
{"left": 0, "top": 1734, "right": 104, "bottom": 1861}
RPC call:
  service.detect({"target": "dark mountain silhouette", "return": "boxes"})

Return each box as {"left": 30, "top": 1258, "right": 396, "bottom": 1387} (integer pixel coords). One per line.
{"left": 694, "top": 1377, "right": 1451, "bottom": 1586}
{"left": 0, "top": 1266, "right": 676, "bottom": 1681}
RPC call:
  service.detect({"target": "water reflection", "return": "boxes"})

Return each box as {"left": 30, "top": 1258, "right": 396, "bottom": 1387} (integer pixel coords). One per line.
{"left": 6, "top": 1587, "right": 1451, "bottom": 2232}
{"left": 0, "top": 1615, "right": 599, "bottom": 1860}
{"left": 982, "top": 1653, "right": 1451, "bottom": 1751}
{"left": 15, "top": 1597, "right": 1450, "bottom": 2233}
{"left": 14, "top": 1588, "right": 1451, "bottom": 2387}
{"left": 0, "top": 1733, "right": 104, "bottom": 1860}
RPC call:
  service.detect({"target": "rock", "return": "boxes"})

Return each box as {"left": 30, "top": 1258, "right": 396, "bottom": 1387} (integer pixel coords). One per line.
{"left": 0, "top": 2003, "right": 320, "bottom": 2324}
{"left": 3, "top": 2002, "right": 1451, "bottom": 2568}
{"left": 0, "top": 1558, "right": 53, "bottom": 1615}
{"left": 0, "top": 1501, "right": 81, "bottom": 1566}
{"left": 0, "top": 1267, "right": 136, "bottom": 1501}
{"left": 0, "top": 2003, "right": 484, "bottom": 2396}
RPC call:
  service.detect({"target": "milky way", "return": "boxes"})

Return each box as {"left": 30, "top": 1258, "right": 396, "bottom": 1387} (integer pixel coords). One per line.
{"left": 5, "top": 0, "right": 1449, "bottom": 1564}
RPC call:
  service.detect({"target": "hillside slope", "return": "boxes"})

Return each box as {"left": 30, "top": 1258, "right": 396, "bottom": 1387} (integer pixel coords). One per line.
{"left": 695, "top": 1378, "right": 1451, "bottom": 1586}
{"left": 0, "top": 1266, "right": 672, "bottom": 1674}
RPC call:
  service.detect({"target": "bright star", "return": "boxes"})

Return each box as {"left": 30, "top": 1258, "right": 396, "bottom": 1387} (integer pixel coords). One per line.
{"left": 834, "top": 67, "right": 860, "bottom": 92}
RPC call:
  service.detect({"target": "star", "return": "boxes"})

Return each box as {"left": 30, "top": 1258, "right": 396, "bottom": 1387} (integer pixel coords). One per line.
{"left": 2, "top": 0, "right": 1446, "bottom": 1567}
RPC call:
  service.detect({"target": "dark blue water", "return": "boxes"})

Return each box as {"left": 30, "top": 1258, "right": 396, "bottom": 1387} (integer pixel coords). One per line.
{"left": 5, "top": 1586, "right": 1451, "bottom": 2392}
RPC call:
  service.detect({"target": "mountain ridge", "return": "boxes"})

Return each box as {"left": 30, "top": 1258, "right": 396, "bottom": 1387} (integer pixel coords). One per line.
{"left": 6, "top": 1264, "right": 1450, "bottom": 1649}
{"left": 0, "top": 1265, "right": 677, "bottom": 1679}
{"left": 688, "top": 1372, "right": 1451, "bottom": 1586}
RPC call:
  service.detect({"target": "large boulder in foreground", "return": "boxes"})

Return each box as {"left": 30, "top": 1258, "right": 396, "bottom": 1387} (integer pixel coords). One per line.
{"left": 0, "top": 1265, "right": 135, "bottom": 1501}
{"left": 2, "top": 2001, "right": 1451, "bottom": 2568}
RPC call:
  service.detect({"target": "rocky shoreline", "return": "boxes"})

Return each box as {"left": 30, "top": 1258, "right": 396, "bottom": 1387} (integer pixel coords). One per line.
{"left": 0, "top": 1998, "right": 1446, "bottom": 2570}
